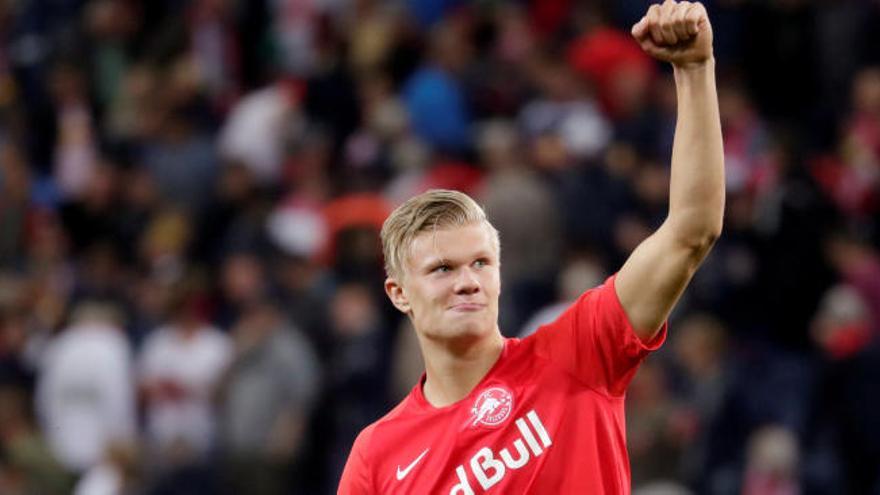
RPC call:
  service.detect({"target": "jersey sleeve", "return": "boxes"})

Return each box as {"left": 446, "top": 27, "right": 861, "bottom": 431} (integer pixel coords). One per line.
{"left": 533, "top": 273, "right": 666, "bottom": 397}
{"left": 337, "top": 424, "right": 376, "bottom": 495}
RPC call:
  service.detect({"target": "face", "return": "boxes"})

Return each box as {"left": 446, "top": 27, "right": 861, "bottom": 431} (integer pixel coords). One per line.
{"left": 385, "top": 223, "right": 500, "bottom": 343}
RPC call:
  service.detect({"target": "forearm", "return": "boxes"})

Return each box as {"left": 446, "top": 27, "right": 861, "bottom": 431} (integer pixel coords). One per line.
{"left": 618, "top": 1, "right": 723, "bottom": 337}
{"left": 667, "top": 58, "right": 725, "bottom": 249}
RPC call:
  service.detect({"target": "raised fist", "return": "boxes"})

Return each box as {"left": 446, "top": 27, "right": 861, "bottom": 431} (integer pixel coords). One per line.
{"left": 631, "top": 0, "right": 713, "bottom": 68}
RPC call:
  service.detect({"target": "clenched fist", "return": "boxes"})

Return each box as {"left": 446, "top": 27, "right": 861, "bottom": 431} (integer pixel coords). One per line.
{"left": 631, "top": 0, "right": 713, "bottom": 68}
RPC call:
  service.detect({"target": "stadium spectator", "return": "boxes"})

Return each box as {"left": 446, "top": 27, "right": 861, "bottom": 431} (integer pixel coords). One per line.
{"left": 35, "top": 301, "right": 135, "bottom": 473}
{"left": 218, "top": 300, "right": 321, "bottom": 495}
{"left": 138, "top": 279, "right": 231, "bottom": 468}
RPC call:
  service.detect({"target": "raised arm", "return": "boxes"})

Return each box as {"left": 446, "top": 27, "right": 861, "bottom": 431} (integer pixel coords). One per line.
{"left": 616, "top": 0, "right": 725, "bottom": 341}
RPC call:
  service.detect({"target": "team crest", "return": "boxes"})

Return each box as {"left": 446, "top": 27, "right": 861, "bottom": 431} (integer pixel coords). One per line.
{"left": 470, "top": 386, "right": 514, "bottom": 428}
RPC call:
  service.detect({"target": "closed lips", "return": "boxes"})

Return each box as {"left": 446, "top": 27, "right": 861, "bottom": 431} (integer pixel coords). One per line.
{"left": 450, "top": 303, "right": 486, "bottom": 311}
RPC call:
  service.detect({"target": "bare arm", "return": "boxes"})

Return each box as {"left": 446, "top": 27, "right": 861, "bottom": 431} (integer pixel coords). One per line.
{"left": 616, "top": 1, "right": 725, "bottom": 340}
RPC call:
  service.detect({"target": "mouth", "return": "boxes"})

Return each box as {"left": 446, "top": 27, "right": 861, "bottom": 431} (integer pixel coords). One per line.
{"left": 449, "top": 303, "right": 487, "bottom": 312}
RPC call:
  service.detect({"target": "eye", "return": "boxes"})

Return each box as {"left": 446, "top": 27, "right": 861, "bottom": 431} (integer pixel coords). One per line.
{"left": 473, "top": 258, "right": 488, "bottom": 268}
{"left": 432, "top": 264, "right": 451, "bottom": 273}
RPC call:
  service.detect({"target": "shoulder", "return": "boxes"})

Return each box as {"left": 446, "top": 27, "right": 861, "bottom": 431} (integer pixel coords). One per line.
{"left": 340, "top": 397, "right": 416, "bottom": 493}
{"left": 349, "top": 388, "right": 423, "bottom": 455}
{"left": 350, "top": 420, "right": 379, "bottom": 457}
{"left": 339, "top": 421, "right": 379, "bottom": 493}
{"left": 202, "top": 325, "right": 233, "bottom": 353}
{"left": 532, "top": 276, "right": 617, "bottom": 331}
{"left": 362, "top": 394, "right": 414, "bottom": 437}
{"left": 142, "top": 326, "right": 174, "bottom": 349}
{"left": 201, "top": 325, "right": 232, "bottom": 346}
{"left": 521, "top": 279, "right": 615, "bottom": 352}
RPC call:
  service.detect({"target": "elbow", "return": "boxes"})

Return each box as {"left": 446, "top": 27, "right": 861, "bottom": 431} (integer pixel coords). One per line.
{"left": 702, "top": 215, "right": 724, "bottom": 246}
{"left": 698, "top": 226, "right": 722, "bottom": 254}
{"left": 690, "top": 220, "right": 723, "bottom": 255}
{"left": 668, "top": 216, "right": 723, "bottom": 256}
{"left": 669, "top": 200, "right": 724, "bottom": 238}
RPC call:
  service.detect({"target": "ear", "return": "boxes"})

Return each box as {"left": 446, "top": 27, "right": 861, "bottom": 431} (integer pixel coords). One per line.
{"left": 384, "top": 277, "right": 411, "bottom": 314}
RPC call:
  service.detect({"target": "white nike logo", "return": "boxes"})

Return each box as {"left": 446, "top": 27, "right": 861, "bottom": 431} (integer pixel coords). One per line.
{"left": 396, "top": 448, "right": 430, "bottom": 481}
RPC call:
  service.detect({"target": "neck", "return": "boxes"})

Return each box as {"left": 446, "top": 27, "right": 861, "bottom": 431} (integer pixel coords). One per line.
{"left": 420, "top": 329, "right": 505, "bottom": 408}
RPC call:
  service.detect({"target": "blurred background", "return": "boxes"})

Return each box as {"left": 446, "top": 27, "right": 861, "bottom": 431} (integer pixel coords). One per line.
{"left": 0, "top": 0, "right": 879, "bottom": 493}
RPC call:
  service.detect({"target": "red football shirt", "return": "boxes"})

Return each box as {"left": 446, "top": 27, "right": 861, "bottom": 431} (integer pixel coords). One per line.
{"left": 338, "top": 275, "right": 666, "bottom": 494}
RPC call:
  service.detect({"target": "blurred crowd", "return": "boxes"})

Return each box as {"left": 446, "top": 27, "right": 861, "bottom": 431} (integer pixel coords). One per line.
{"left": 0, "top": 0, "right": 879, "bottom": 494}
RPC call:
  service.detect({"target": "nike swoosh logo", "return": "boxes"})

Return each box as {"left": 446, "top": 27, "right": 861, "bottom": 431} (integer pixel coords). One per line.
{"left": 396, "top": 448, "right": 430, "bottom": 481}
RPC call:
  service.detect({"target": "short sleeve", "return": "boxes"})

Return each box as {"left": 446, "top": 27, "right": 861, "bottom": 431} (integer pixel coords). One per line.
{"left": 532, "top": 274, "right": 666, "bottom": 397}
{"left": 337, "top": 425, "right": 375, "bottom": 495}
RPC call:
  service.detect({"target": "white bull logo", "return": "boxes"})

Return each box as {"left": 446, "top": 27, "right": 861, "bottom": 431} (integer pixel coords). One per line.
{"left": 470, "top": 386, "right": 513, "bottom": 427}
{"left": 472, "top": 397, "right": 503, "bottom": 426}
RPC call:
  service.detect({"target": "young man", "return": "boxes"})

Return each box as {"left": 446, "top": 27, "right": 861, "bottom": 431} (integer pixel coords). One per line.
{"left": 338, "top": 1, "right": 724, "bottom": 493}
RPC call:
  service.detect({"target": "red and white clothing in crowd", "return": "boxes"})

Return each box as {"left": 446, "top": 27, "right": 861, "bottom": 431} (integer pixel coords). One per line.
{"left": 339, "top": 275, "right": 665, "bottom": 494}
{"left": 139, "top": 323, "right": 232, "bottom": 458}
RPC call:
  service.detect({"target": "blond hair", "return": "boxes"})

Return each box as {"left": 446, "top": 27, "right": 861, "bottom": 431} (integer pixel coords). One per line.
{"left": 381, "top": 189, "right": 499, "bottom": 279}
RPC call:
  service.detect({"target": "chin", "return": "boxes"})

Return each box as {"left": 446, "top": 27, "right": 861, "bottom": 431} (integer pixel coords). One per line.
{"left": 447, "top": 317, "right": 494, "bottom": 338}
{"left": 418, "top": 312, "right": 498, "bottom": 342}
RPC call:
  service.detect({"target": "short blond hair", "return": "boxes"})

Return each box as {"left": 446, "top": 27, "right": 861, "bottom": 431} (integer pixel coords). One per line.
{"left": 381, "top": 189, "right": 499, "bottom": 279}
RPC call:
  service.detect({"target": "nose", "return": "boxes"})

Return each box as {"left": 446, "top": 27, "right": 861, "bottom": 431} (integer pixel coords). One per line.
{"left": 453, "top": 267, "right": 481, "bottom": 295}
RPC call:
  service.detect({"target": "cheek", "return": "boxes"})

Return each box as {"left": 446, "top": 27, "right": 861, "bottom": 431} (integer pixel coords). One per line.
{"left": 410, "top": 284, "right": 446, "bottom": 311}
{"left": 486, "top": 271, "right": 501, "bottom": 294}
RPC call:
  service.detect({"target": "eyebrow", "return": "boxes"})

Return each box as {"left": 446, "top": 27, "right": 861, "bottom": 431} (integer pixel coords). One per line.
{"left": 422, "top": 250, "right": 494, "bottom": 268}
{"left": 423, "top": 257, "right": 451, "bottom": 270}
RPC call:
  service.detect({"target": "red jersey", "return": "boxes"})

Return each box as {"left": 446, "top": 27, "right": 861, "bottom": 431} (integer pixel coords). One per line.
{"left": 338, "top": 275, "right": 666, "bottom": 494}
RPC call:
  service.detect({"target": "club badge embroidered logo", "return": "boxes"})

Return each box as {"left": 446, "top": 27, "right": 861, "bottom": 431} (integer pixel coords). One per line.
{"left": 470, "top": 386, "right": 514, "bottom": 428}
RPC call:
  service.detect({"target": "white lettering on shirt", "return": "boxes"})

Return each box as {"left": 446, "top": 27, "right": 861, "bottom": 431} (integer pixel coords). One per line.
{"left": 499, "top": 439, "right": 530, "bottom": 469}
{"left": 471, "top": 447, "right": 505, "bottom": 489}
{"left": 449, "top": 409, "right": 552, "bottom": 494}
{"left": 450, "top": 466, "right": 474, "bottom": 495}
